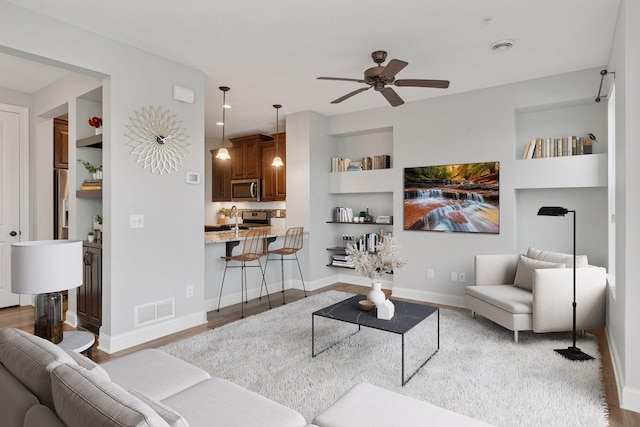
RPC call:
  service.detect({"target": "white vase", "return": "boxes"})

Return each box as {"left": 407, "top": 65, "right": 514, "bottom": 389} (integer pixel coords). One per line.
{"left": 367, "top": 281, "right": 386, "bottom": 306}
{"left": 95, "top": 127, "right": 102, "bottom": 135}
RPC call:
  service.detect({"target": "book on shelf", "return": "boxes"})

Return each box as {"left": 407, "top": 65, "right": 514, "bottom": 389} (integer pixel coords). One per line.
{"left": 373, "top": 154, "right": 391, "bottom": 169}
{"left": 331, "top": 259, "right": 355, "bottom": 268}
{"left": 81, "top": 179, "right": 102, "bottom": 190}
{"left": 522, "top": 135, "right": 593, "bottom": 160}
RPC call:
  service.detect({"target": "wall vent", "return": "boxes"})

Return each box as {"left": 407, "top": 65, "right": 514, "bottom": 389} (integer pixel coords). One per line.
{"left": 135, "top": 298, "right": 175, "bottom": 327}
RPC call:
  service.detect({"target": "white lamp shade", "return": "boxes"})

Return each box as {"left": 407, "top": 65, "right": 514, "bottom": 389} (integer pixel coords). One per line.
{"left": 11, "top": 240, "right": 83, "bottom": 294}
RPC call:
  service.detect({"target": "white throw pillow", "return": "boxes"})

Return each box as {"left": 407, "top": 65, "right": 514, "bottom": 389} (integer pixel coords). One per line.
{"left": 513, "top": 255, "right": 565, "bottom": 291}
{"left": 130, "top": 389, "right": 190, "bottom": 427}
{"left": 526, "top": 246, "right": 588, "bottom": 268}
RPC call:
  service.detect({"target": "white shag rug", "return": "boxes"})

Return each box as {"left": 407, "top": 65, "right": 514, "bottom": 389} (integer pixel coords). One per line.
{"left": 159, "top": 291, "right": 607, "bottom": 426}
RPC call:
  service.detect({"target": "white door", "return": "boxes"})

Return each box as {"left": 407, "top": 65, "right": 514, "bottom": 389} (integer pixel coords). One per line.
{"left": 0, "top": 105, "right": 25, "bottom": 307}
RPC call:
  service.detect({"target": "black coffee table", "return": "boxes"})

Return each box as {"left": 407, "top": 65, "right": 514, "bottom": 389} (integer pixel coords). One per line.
{"left": 312, "top": 294, "right": 439, "bottom": 385}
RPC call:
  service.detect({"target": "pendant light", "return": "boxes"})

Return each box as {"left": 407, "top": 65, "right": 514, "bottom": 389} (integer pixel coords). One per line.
{"left": 271, "top": 104, "right": 284, "bottom": 167}
{"left": 215, "top": 86, "right": 231, "bottom": 160}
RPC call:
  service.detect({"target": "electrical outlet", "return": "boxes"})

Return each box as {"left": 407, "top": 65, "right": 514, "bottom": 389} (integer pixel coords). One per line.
{"left": 450, "top": 272, "right": 458, "bottom": 282}
{"left": 458, "top": 272, "right": 466, "bottom": 283}
{"left": 130, "top": 214, "right": 144, "bottom": 229}
{"left": 427, "top": 269, "right": 434, "bottom": 279}
{"left": 186, "top": 285, "right": 194, "bottom": 298}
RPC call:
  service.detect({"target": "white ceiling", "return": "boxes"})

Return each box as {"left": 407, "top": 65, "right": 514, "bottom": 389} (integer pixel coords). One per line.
{"left": 2, "top": 0, "right": 620, "bottom": 142}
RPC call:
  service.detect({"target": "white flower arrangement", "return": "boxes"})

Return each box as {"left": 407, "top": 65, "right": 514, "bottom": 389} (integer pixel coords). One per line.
{"left": 345, "top": 235, "right": 407, "bottom": 281}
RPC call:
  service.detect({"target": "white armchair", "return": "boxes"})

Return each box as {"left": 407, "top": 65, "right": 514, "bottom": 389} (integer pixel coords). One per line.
{"left": 464, "top": 251, "right": 606, "bottom": 342}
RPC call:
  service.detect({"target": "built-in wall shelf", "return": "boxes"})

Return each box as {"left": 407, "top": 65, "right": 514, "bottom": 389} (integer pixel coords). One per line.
{"left": 76, "top": 134, "right": 102, "bottom": 149}
{"left": 76, "top": 189, "right": 102, "bottom": 198}
{"left": 328, "top": 168, "right": 395, "bottom": 194}
{"left": 512, "top": 153, "right": 607, "bottom": 189}
{"left": 326, "top": 221, "right": 394, "bottom": 225}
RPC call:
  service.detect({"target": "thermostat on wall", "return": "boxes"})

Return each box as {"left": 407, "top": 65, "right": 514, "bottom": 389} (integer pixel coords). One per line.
{"left": 185, "top": 172, "right": 200, "bottom": 184}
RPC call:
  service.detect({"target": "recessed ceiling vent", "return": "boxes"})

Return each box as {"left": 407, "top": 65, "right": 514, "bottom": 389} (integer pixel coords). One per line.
{"left": 491, "top": 39, "right": 515, "bottom": 52}
{"left": 135, "top": 298, "right": 175, "bottom": 327}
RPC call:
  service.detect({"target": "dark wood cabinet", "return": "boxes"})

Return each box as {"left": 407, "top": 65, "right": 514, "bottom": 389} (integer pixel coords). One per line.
{"left": 53, "top": 118, "right": 69, "bottom": 169}
{"left": 77, "top": 242, "right": 102, "bottom": 335}
{"left": 229, "top": 134, "right": 272, "bottom": 180}
{"left": 211, "top": 148, "right": 232, "bottom": 201}
{"left": 261, "top": 132, "right": 286, "bottom": 201}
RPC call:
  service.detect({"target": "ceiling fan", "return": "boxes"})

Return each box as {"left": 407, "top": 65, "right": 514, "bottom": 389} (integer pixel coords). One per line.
{"left": 317, "top": 50, "right": 450, "bottom": 107}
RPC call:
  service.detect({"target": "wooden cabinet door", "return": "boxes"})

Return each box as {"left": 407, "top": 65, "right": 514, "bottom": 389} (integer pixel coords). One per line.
{"left": 244, "top": 140, "right": 260, "bottom": 179}
{"left": 53, "top": 118, "right": 69, "bottom": 169}
{"left": 211, "top": 149, "right": 232, "bottom": 201}
{"left": 229, "top": 134, "right": 272, "bottom": 180}
{"left": 78, "top": 244, "right": 102, "bottom": 334}
{"left": 231, "top": 143, "right": 247, "bottom": 180}
{"left": 261, "top": 133, "right": 286, "bottom": 201}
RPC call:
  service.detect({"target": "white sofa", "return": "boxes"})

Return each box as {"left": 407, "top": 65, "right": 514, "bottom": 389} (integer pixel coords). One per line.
{"left": 463, "top": 248, "right": 606, "bottom": 342}
{"left": 1, "top": 327, "right": 493, "bottom": 426}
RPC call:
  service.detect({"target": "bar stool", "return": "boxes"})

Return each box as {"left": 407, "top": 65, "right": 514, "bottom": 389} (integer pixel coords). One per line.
{"left": 262, "top": 226, "right": 307, "bottom": 304}
{"left": 217, "top": 229, "right": 272, "bottom": 318}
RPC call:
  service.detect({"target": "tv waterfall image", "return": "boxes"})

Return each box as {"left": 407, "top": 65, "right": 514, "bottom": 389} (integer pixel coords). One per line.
{"left": 404, "top": 162, "right": 500, "bottom": 233}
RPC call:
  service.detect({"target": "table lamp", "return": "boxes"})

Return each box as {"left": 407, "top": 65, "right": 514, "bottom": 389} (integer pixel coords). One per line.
{"left": 11, "top": 240, "right": 83, "bottom": 344}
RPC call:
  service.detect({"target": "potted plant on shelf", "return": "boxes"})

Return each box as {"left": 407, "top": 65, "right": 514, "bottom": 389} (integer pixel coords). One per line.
{"left": 345, "top": 235, "right": 407, "bottom": 306}
{"left": 77, "top": 159, "right": 103, "bottom": 180}
{"left": 87, "top": 231, "right": 95, "bottom": 243}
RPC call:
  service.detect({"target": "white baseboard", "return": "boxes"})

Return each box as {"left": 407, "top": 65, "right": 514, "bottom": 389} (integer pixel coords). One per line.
{"left": 97, "top": 311, "right": 207, "bottom": 354}
{"left": 622, "top": 386, "right": 640, "bottom": 413}
{"left": 607, "top": 327, "right": 640, "bottom": 413}
{"left": 64, "top": 310, "right": 78, "bottom": 328}
{"left": 392, "top": 286, "right": 465, "bottom": 308}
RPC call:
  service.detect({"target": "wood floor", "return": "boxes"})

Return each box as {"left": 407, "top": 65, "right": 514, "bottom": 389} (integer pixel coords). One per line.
{"left": 1, "top": 283, "right": 638, "bottom": 426}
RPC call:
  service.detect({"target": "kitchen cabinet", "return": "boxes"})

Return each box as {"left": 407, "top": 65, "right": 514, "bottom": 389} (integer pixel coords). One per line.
{"left": 211, "top": 148, "right": 232, "bottom": 201}
{"left": 53, "top": 118, "right": 69, "bottom": 169}
{"left": 78, "top": 242, "right": 102, "bottom": 335}
{"left": 229, "top": 134, "right": 272, "bottom": 180}
{"left": 261, "top": 132, "right": 286, "bottom": 201}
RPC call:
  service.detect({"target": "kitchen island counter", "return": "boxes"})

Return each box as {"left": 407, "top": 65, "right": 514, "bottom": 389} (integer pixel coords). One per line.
{"left": 204, "top": 226, "right": 286, "bottom": 244}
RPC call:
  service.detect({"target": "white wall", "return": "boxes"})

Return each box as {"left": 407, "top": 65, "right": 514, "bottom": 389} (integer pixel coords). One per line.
{"left": 606, "top": 0, "right": 640, "bottom": 413}
{"left": 1, "top": 2, "right": 207, "bottom": 352}
{"left": 287, "top": 68, "right": 608, "bottom": 306}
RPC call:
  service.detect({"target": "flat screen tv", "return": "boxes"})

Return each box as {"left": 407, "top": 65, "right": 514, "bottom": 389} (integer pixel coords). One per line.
{"left": 404, "top": 162, "right": 500, "bottom": 233}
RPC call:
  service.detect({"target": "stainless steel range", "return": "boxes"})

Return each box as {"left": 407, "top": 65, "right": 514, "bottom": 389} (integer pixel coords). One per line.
{"left": 241, "top": 210, "right": 270, "bottom": 227}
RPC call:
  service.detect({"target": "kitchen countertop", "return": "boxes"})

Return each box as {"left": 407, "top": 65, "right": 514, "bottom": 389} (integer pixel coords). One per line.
{"left": 204, "top": 226, "right": 287, "bottom": 244}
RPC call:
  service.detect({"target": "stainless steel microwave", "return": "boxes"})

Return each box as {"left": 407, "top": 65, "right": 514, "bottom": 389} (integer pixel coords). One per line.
{"left": 231, "top": 178, "right": 261, "bottom": 201}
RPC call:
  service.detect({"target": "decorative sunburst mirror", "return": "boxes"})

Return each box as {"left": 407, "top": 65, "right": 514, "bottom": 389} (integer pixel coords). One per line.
{"left": 126, "top": 106, "right": 190, "bottom": 174}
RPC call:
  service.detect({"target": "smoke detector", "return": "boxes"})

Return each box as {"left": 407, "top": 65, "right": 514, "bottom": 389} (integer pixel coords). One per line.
{"left": 491, "top": 39, "right": 515, "bottom": 52}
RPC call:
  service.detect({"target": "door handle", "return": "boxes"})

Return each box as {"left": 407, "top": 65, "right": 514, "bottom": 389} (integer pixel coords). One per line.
{"left": 9, "top": 231, "right": 17, "bottom": 237}
{"left": 250, "top": 182, "right": 257, "bottom": 198}
{"left": 84, "top": 251, "right": 92, "bottom": 266}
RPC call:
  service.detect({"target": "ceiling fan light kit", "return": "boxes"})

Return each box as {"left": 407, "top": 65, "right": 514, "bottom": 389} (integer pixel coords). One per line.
{"left": 215, "top": 86, "right": 231, "bottom": 160}
{"left": 317, "top": 50, "right": 450, "bottom": 107}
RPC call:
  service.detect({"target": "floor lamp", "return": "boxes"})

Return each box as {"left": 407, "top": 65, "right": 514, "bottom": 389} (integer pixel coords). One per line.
{"left": 537, "top": 206, "right": 594, "bottom": 361}
{"left": 11, "top": 240, "right": 83, "bottom": 344}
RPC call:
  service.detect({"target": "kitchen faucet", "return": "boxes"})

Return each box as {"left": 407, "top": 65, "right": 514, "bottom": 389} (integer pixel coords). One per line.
{"left": 230, "top": 205, "right": 239, "bottom": 237}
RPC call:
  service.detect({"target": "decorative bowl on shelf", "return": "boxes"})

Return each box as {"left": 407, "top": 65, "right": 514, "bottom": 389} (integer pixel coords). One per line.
{"left": 358, "top": 300, "right": 375, "bottom": 312}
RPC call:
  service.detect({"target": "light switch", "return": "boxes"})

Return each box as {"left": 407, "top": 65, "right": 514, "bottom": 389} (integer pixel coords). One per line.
{"left": 130, "top": 214, "right": 144, "bottom": 229}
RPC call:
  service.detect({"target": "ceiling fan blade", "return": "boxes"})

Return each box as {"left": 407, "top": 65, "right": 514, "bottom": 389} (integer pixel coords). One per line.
{"left": 381, "top": 59, "right": 408, "bottom": 78}
{"left": 394, "top": 79, "right": 450, "bottom": 89}
{"left": 318, "top": 77, "right": 366, "bottom": 83}
{"left": 380, "top": 87, "right": 404, "bottom": 107}
{"left": 331, "top": 86, "right": 371, "bottom": 104}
